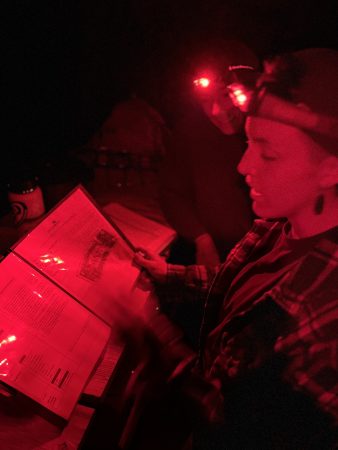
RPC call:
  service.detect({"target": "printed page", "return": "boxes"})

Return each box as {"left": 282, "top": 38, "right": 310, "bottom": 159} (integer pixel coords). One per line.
{"left": 35, "top": 405, "right": 95, "bottom": 450}
{"left": 12, "top": 187, "right": 140, "bottom": 325}
{"left": 0, "top": 253, "right": 111, "bottom": 419}
{"left": 82, "top": 339, "right": 123, "bottom": 399}
{"left": 103, "top": 202, "right": 176, "bottom": 254}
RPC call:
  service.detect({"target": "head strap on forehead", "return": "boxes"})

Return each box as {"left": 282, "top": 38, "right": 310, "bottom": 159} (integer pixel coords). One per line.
{"left": 254, "top": 89, "right": 338, "bottom": 140}
{"left": 227, "top": 49, "right": 338, "bottom": 152}
{"left": 229, "top": 65, "right": 256, "bottom": 71}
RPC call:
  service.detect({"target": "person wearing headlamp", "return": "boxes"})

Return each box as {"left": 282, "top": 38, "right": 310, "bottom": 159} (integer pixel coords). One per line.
{"left": 158, "top": 39, "right": 259, "bottom": 276}
{"left": 114, "top": 48, "right": 338, "bottom": 449}
{"left": 192, "top": 61, "right": 258, "bottom": 136}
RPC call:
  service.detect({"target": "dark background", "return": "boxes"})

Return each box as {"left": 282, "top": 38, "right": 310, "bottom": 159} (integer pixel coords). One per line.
{"left": 2, "top": 0, "right": 338, "bottom": 213}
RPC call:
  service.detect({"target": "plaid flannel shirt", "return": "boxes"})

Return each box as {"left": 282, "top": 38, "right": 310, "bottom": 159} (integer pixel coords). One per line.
{"left": 147, "top": 219, "right": 338, "bottom": 426}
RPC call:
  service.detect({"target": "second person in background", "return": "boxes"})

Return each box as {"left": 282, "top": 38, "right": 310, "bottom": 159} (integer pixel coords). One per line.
{"left": 159, "top": 39, "right": 259, "bottom": 267}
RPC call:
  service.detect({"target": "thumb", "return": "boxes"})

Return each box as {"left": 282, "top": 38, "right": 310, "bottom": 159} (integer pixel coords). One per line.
{"left": 134, "top": 252, "right": 155, "bottom": 269}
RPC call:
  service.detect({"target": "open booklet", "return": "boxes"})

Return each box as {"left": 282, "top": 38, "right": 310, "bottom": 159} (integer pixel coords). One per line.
{"left": 102, "top": 201, "right": 176, "bottom": 255}
{"left": 0, "top": 185, "right": 175, "bottom": 420}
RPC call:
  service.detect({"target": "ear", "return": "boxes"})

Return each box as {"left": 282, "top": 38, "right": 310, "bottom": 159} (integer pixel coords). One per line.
{"left": 318, "top": 156, "right": 338, "bottom": 188}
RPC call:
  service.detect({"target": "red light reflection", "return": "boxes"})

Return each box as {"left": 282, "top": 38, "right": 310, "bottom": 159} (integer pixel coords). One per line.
{"left": 0, "top": 336, "right": 16, "bottom": 378}
{"left": 0, "top": 335, "right": 16, "bottom": 348}
{"left": 40, "top": 254, "right": 67, "bottom": 271}
{"left": 0, "top": 357, "right": 9, "bottom": 377}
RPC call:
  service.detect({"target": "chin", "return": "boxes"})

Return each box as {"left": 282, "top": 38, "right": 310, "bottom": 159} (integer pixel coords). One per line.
{"left": 218, "top": 124, "right": 238, "bottom": 135}
{"left": 252, "top": 202, "right": 280, "bottom": 219}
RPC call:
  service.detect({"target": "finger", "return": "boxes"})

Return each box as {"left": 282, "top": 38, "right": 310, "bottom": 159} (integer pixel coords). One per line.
{"left": 135, "top": 247, "right": 155, "bottom": 260}
{"left": 134, "top": 253, "right": 155, "bottom": 269}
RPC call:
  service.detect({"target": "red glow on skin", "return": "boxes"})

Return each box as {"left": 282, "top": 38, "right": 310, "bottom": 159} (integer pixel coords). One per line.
{"left": 238, "top": 117, "right": 326, "bottom": 234}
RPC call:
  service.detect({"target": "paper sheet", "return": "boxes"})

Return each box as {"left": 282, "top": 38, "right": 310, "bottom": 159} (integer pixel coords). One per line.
{"left": 103, "top": 202, "right": 176, "bottom": 254}
{"left": 12, "top": 188, "right": 140, "bottom": 325}
{"left": 0, "top": 253, "right": 110, "bottom": 419}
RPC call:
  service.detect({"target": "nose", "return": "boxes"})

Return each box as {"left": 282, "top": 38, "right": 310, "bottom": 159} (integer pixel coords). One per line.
{"left": 211, "top": 101, "right": 221, "bottom": 117}
{"left": 237, "top": 146, "right": 254, "bottom": 176}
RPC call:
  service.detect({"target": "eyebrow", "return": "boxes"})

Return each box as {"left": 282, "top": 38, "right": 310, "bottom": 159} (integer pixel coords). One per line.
{"left": 247, "top": 136, "right": 268, "bottom": 144}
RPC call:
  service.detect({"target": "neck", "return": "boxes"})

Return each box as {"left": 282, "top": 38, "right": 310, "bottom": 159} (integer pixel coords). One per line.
{"left": 289, "top": 198, "right": 338, "bottom": 239}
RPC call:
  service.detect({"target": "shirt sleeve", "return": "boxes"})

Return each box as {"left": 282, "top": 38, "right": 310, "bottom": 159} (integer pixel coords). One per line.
{"left": 274, "top": 246, "right": 338, "bottom": 425}
{"left": 144, "top": 307, "right": 224, "bottom": 424}
{"left": 156, "top": 263, "right": 219, "bottom": 307}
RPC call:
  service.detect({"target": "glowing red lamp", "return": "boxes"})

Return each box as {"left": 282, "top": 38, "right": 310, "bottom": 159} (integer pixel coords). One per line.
{"left": 227, "top": 83, "right": 251, "bottom": 111}
{"left": 193, "top": 77, "right": 211, "bottom": 88}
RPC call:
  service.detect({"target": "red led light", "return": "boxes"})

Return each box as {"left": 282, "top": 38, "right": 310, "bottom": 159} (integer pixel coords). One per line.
{"left": 233, "top": 89, "right": 248, "bottom": 106}
{"left": 193, "top": 77, "right": 211, "bottom": 88}
{"left": 227, "top": 83, "right": 252, "bottom": 112}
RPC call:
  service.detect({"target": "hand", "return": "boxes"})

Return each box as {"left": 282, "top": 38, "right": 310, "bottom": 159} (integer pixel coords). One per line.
{"left": 195, "top": 233, "right": 220, "bottom": 266}
{"left": 134, "top": 247, "right": 168, "bottom": 283}
{"left": 109, "top": 296, "right": 148, "bottom": 348}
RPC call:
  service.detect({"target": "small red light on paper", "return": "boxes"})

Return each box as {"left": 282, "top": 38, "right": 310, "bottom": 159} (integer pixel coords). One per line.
{"left": 0, "top": 335, "right": 17, "bottom": 348}
{"left": 0, "top": 358, "right": 9, "bottom": 377}
{"left": 39, "top": 254, "right": 67, "bottom": 271}
{"left": 40, "top": 254, "right": 64, "bottom": 265}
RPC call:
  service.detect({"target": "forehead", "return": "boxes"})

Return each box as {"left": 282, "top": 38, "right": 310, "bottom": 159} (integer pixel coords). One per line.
{"left": 245, "top": 116, "right": 330, "bottom": 164}
{"left": 245, "top": 116, "right": 303, "bottom": 142}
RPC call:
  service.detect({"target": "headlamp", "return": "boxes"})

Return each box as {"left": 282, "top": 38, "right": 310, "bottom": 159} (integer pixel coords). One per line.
{"left": 227, "top": 80, "right": 338, "bottom": 140}
{"left": 227, "top": 83, "right": 257, "bottom": 113}
{"left": 193, "top": 73, "right": 225, "bottom": 96}
{"left": 192, "top": 53, "right": 338, "bottom": 142}
{"left": 193, "top": 65, "right": 256, "bottom": 95}
{"left": 193, "top": 77, "right": 211, "bottom": 89}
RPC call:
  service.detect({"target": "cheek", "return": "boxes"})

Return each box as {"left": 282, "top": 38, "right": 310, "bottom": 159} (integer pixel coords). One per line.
{"left": 211, "top": 102, "right": 221, "bottom": 116}
{"left": 262, "top": 165, "right": 315, "bottom": 202}
{"left": 199, "top": 99, "right": 213, "bottom": 117}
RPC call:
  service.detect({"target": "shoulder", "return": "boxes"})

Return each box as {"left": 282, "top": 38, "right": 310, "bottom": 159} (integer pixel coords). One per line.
{"left": 315, "top": 226, "right": 338, "bottom": 256}
{"left": 274, "top": 226, "right": 338, "bottom": 321}
{"left": 223, "top": 219, "right": 284, "bottom": 271}
{"left": 232, "top": 218, "right": 284, "bottom": 251}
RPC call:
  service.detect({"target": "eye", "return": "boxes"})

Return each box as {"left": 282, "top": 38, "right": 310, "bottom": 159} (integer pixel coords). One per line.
{"left": 260, "top": 152, "right": 277, "bottom": 161}
{"left": 246, "top": 139, "right": 278, "bottom": 161}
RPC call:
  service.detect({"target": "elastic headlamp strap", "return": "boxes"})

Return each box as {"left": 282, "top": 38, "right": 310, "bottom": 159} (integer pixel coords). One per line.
{"left": 247, "top": 85, "right": 267, "bottom": 115}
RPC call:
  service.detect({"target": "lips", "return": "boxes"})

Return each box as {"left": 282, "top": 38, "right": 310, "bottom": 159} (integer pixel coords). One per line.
{"left": 250, "top": 188, "right": 263, "bottom": 199}
{"left": 245, "top": 177, "right": 263, "bottom": 198}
